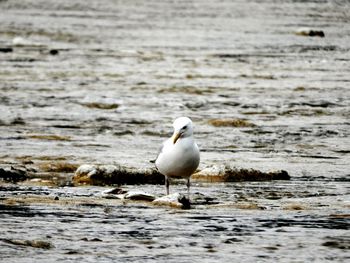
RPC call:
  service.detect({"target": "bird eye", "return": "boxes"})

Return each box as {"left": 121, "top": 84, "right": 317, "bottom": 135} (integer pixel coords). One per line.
{"left": 182, "top": 125, "right": 187, "bottom": 130}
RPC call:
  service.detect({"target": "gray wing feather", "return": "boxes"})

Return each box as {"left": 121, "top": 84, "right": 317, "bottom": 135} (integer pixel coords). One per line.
{"left": 150, "top": 142, "right": 165, "bottom": 167}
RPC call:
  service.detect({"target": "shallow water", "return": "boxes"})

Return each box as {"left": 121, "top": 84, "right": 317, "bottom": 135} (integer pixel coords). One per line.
{"left": 0, "top": 182, "right": 349, "bottom": 262}
{"left": 0, "top": 0, "right": 349, "bottom": 262}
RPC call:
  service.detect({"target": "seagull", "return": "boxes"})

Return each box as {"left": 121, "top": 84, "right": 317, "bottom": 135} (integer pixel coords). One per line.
{"left": 155, "top": 117, "right": 200, "bottom": 197}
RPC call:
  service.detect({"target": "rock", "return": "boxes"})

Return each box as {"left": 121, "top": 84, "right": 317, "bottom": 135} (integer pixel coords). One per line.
{"left": 100, "top": 188, "right": 129, "bottom": 199}
{"left": 12, "top": 117, "right": 26, "bottom": 125}
{"left": 152, "top": 193, "right": 191, "bottom": 209}
{"left": 1, "top": 239, "right": 54, "bottom": 249}
{"left": 329, "top": 214, "right": 350, "bottom": 219}
{"left": 12, "top": 36, "right": 33, "bottom": 46}
{"left": 74, "top": 164, "right": 290, "bottom": 186}
{"left": 81, "top": 102, "right": 119, "bottom": 110}
{"left": 322, "top": 237, "right": 350, "bottom": 249}
{"left": 208, "top": 118, "right": 255, "bottom": 128}
{"left": 73, "top": 164, "right": 164, "bottom": 186}
{"left": 0, "top": 167, "right": 28, "bottom": 182}
{"left": 28, "top": 134, "right": 71, "bottom": 141}
{"left": 100, "top": 188, "right": 155, "bottom": 201}
{"left": 79, "top": 97, "right": 120, "bottom": 110}
{"left": 223, "top": 237, "right": 242, "bottom": 243}
{"left": 0, "top": 47, "right": 13, "bottom": 53}
{"left": 192, "top": 165, "right": 290, "bottom": 182}
{"left": 81, "top": 237, "right": 103, "bottom": 242}
{"left": 124, "top": 191, "right": 156, "bottom": 201}
{"left": 39, "top": 162, "right": 78, "bottom": 173}
{"left": 49, "top": 49, "right": 59, "bottom": 55}
{"left": 295, "top": 28, "right": 325, "bottom": 37}
{"left": 192, "top": 165, "right": 225, "bottom": 182}
{"left": 101, "top": 187, "right": 127, "bottom": 196}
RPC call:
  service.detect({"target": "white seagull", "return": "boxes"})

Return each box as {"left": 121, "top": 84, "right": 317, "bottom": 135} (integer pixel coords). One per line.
{"left": 156, "top": 117, "right": 200, "bottom": 197}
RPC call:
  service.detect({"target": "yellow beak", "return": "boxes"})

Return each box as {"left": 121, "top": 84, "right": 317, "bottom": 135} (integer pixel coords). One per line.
{"left": 172, "top": 132, "right": 181, "bottom": 144}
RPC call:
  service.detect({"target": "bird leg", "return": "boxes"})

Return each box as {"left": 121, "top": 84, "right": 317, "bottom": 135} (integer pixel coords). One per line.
{"left": 165, "top": 177, "right": 170, "bottom": 195}
{"left": 186, "top": 178, "right": 190, "bottom": 200}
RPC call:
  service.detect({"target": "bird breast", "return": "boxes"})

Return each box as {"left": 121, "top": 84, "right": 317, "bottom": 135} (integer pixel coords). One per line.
{"left": 156, "top": 137, "right": 200, "bottom": 178}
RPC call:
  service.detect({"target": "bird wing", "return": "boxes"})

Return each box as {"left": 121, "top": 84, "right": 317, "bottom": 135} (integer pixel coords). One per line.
{"left": 150, "top": 140, "right": 166, "bottom": 167}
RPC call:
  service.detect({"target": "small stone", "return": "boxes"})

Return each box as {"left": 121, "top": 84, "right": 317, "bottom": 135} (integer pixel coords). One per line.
{"left": 124, "top": 191, "right": 156, "bottom": 201}
{"left": 152, "top": 193, "right": 191, "bottom": 209}
{"left": 81, "top": 237, "right": 103, "bottom": 242}
{"left": 12, "top": 36, "right": 32, "bottom": 46}
{"left": 90, "top": 238, "right": 102, "bottom": 242}
{"left": 0, "top": 47, "right": 13, "bottom": 53}
{"left": 322, "top": 240, "right": 350, "bottom": 249}
{"left": 100, "top": 188, "right": 125, "bottom": 199}
{"left": 49, "top": 49, "right": 59, "bottom": 55}
{"left": 224, "top": 237, "right": 242, "bottom": 243}
{"left": 295, "top": 28, "right": 325, "bottom": 37}
{"left": 103, "top": 187, "right": 127, "bottom": 195}
{"left": 30, "top": 178, "right": 42, "bottom": 182}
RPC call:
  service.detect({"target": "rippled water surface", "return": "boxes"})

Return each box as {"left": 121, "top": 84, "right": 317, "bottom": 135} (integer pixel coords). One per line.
{"left": 0, "top": 0, "right": 349, "bottom": 262}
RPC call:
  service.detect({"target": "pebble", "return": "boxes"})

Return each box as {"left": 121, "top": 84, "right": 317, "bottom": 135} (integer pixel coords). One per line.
{"left": 12, "top": 36, "right": 33, "bottom": 46}
{"left": 295, "top": 28, "right": 325, "bottom": 37}
{"left": 0, "top": 47, "right": 13, "bottom": 53}
{"left": 152, "top": 193, "right": 191, "bottom": 209}
{"left": 49, "top": 49, "right": 59, "bottom": 55}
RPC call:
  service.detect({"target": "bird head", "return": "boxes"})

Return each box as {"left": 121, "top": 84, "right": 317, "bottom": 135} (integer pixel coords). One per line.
{"left": 172, "top": 117, "right": 194, "bottom": 144}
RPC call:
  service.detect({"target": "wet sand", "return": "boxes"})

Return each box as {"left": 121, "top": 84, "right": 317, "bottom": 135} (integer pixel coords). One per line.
{"left": 0, "top": 0, "right": 349, "bottom": 262}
